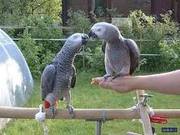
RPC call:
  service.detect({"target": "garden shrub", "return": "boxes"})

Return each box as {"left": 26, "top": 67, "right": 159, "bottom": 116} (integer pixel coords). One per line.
{"left": 16, "top": 15, "right": 64, "bottom": 78}
{"left": 84, "top": 41, "right": 105, "bottom": 73}
{"left": 3, "top": 9, "right": 180, "bottom": 77}
{"left": 159, "top": 40, "right": 180, "bottom": 71}
{"left": 129, "top": 10, "right": 179, "bottom": 72}
{"left": 67, "top": 10, "right": 91, "bottom": 33}
{"left": 17, "top": 29, "right": 41, "bottom": 79}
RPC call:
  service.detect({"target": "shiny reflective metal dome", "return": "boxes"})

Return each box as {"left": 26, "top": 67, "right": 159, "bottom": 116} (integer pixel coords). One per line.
{"left": 0, "top": 29, "right": 33, "bottom": 106}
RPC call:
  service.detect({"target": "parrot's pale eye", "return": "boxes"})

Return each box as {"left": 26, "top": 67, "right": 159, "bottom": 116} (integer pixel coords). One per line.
{"left": 73, "top": 35, "right": 79, "bottom": 39}
{"left": 97, "top": 28, "right": 101, "bottom": 32}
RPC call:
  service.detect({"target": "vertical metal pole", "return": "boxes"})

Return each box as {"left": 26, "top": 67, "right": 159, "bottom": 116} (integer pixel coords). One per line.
{"left": 95, "top": 120, "right": 102, "bottom": 135}
{"left": 82, "top": 29, "right": 85, "bottom": 71}
{"left": 136, "top": 91, "right": 153, "bottom": 135}
{"left": 82, "top": 46, "right": 85, "bottom": 70}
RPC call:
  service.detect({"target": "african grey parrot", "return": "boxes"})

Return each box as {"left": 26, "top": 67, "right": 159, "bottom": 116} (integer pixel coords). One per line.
{"left": 41, "top": 33, "right": 89, "bottom": 117}
{"left": 89, "top": 22, "right": 140, "bottom": 79}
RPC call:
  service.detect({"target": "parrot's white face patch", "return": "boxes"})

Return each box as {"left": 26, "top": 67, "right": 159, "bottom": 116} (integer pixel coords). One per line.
{"left": 91, "top": 25, "right": 106, "bottom": 39}
{"left": 65, "top": 33, "right": 88, "bottom": 51}
{"left": 69, "top": 33, "right": 83, "bottom": 46}
{"left": 65, "top": 33, "right": 85, "bottom": 50}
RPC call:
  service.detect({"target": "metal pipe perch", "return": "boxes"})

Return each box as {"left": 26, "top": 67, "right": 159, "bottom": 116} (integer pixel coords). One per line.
{"left": 0, "top": 106, "right": 180, "bottom": 120}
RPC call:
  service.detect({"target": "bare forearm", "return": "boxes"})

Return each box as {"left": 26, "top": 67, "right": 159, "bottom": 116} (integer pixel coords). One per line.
{"left": 133, "top": 70, "right": 180, "bottom": 94}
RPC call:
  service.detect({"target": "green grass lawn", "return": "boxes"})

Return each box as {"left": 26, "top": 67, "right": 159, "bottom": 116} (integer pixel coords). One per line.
{"left": 1, "top": 72, "right": 180, "bottom": 135}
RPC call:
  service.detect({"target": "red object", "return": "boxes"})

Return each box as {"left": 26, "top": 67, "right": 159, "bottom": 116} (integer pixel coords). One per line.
{"left": 44, "top": 97, "right": 58, "bottom": 109}
{"left": 44, "top": 100, "right": 50, "bottom": 109}
{"left": 150, "top": 115, "right": 168, "bottom": 124}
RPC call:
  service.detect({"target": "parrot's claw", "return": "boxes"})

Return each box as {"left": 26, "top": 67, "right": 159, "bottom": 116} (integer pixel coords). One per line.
{"left": 66, "top": 105, "right": 75, "bottom": 118}
{"left": 103, "top": 74, "right": 112, "bottom": 81}
{"left": 49, "top": 106, "right": 57, "bottom": 118}
{"left": 66, "top": 104, "right": 74, "bottom": 114}
{"left": 112, "top": 73, "right": 128, "bottom": 80}
{"left": 60, "top": 97, "right": 64, "bottom": 101}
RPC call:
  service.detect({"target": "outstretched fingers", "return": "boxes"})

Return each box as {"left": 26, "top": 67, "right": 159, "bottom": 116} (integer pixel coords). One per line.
{"left": 91, "top": 76, "right": 133, "bottom": 93}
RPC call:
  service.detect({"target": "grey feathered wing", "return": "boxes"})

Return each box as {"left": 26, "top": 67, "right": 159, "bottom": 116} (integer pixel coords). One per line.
{"left": 124, "top": 39, "right": 140, "bottom": 75}
{"left": 101, "top": 40, "right": 106, "bottom": 53}
{"left": 41, "top": 64, "right": 56, "bottom": 100}
{"left": 71, "top": 65, "right": 76, "bottom": 88}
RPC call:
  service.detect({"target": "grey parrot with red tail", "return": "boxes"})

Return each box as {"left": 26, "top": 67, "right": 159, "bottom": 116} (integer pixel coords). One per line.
{"left": 41, "top": 33, "right": 89, "bottom": 117}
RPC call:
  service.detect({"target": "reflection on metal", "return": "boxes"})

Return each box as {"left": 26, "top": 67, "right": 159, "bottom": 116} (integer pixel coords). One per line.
{"left": 0, "top": 29, "right": 33, "bottom": 106}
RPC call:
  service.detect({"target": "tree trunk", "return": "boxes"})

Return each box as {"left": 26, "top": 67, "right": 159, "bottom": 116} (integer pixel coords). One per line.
{"left": 62, "top": 0, "right": 69, "bottom": 26}
{"left": 91, "top": 0, "right": 95, "bottom": 12}
{"left": 88, "top": 0, "right": 96, "bottom": 23}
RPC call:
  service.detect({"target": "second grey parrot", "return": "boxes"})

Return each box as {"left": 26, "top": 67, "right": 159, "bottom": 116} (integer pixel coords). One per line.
{"left": 89, "top": 22, "right": 140, "bottom": 79}
{"left": 41, "top": 33, "right": 89, "bottom": 117}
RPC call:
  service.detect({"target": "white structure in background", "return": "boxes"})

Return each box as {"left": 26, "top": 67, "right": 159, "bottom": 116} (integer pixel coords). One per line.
{"left": 0, "top": 29, "right": 33, "bottom": 128}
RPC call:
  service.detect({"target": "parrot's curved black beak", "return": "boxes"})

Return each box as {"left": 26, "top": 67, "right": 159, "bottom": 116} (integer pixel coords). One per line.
{"left": 88, "top": 30, "right": 98, "bottom": 38}
{"left": 82, "top": 34, "right": 89, "bottom": 45}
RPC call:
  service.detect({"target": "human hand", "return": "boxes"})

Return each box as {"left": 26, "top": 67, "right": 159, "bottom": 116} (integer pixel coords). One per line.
{"left": 91, "top": 76, "right": 135, "bottom": 93}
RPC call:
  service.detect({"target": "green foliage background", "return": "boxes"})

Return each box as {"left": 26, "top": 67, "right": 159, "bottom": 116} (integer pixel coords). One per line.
{"left": 1, "top": 6, "right": 180, "bottom": 78}
{"left": 128, "top": 10, "right": 179, "bottom": 72}
{"left": 0, "top": 0, "right": 61, "bottom": 25}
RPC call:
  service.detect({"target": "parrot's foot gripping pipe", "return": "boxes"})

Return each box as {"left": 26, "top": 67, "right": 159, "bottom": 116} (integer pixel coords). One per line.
{"left": 66, "top": 104, "right": 75, "bottom": 118}
{"left": 49, "top": 106, "right": 57, "bottom": 118}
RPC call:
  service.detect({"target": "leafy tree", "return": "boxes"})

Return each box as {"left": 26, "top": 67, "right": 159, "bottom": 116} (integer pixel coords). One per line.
{"left": 16, "top": 15, "right": 64, "bottom": 78}
{"left": 67, "top": 10, "right": 91, "bottom": 33}
{"left": 0, "top": 0, "right": 61, "bottom": 25}
{"left": 17, "top": 29, "right": 41, "bottom": 79}
{"left": 129, "top": 10, "right": 179, "bottom": 72}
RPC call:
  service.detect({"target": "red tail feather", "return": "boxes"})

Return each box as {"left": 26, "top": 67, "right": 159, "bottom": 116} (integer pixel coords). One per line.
{"left": 44, "top": 100, "right": 50, "bottom": 109}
